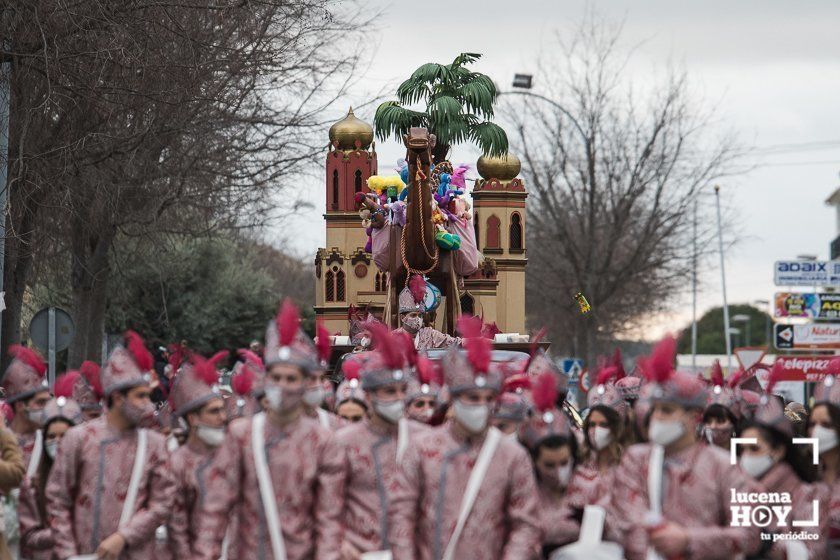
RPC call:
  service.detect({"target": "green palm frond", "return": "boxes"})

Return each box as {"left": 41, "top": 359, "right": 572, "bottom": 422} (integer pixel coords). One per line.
{"left": 374, "top": 102, "right": 428, "bottom": 141}
{"left": 435, "top": 119, "right": 471, "bottom": 146}
{"left": 469, "top": 121, "right": 509, "bottom": 157}
{"left": 428, "top": 96, "right": 463, "bottom": 123}
{"left": 460, "top": 80, "right": 496, "bottom": 116}
{"left": 452, "top": 53, "right": 482, "bottom": 67}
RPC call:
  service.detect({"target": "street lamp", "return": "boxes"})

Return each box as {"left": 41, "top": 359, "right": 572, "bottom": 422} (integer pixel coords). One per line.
{"left": 732, "top": 314, "right": 751, "bottom": 346}
{"left": 728, "top": 327, "right": 741, "bottom": 351}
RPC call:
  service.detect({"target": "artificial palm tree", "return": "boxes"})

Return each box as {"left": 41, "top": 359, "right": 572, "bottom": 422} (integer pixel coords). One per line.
{"left": 374, "top": 53, "right": 508, "bottom": 163}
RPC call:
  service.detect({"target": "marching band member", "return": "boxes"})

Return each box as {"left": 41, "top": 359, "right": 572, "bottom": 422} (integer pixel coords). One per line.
{"left": 810, "top": 373, "right": 840, "bottom": 558}
{"left": 739, "top": 364, "right": 827, "bottom": 559}
{"left": 46, "top": 331, "right": 176, "bottom": 560}
{"left": 167, "top": 351, "right": 229, "bottom": 558}
{"left": 520, "top": 370, "right": 581, "bottom": 557}
{"left": 336, "top": 324, "right": 428, "bottom": 559}
{"left": 194, "top": 300, "right": 343, "bottom": 560}
{"left": 405, "top": 357, "right": 444, "bottom": 425}
{"left": 74, "top": 360, "right": 105, "bottom": 421}
{"left": 304, "top": 322, "right": 343, "bottom": 430}
{"left": 609, "top": 335, "right": 762, "bottom": 560}
{"left": 2, "top": 346, "right": 51, "bottom": 474}
{"left": 491, "top": 392, "right": 530, "bottom": 438}
{"left": 334, "top": 360, "right": 369, "bottom": 424}
{"left": 389, "top": 316, "right": 540, "bottom": 560}
{"left": 18, "top": 383, "right": 83, "bottom": 560}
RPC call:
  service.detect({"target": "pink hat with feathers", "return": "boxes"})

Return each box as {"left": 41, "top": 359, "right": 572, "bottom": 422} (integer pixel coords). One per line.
{"left": 753, "top": 361, "right": 793, "bottom": 437}
{"left": 641, "top": 335, "right": 707, "bottom": 410}
{"left": 335, "top": 360, "right": 367, "bottom": 408}
{"left": 263, "top": 299, "right": 318, "bottom": 375}
{"left": 519, "top": 371, "right": 571, "bottom": 449}
{"left": 360, "top": 323, "right": 411, "bottom": 390}
{"left": 2, "top": 345, "right": 49, "bottom": 403}
{"left": 588, "top": 366, "right": 628, "bottom": 416}
{"left": 73, "top": 361, "right": 104, "bottom": 412}
{"left": 101, "top": 331, "right": 154, "bottom": 396}
{"left": 406, "top": 354, "right": 443, "bottom": 403}
{"left": 442, "top": 316, "right": 501, "bottom": 395}
{"left": 493, "top": 392, "right": 530, "bottom": 422}
{"left": 705, "top": 359, "right": 737, "bottom": 412}
{"left": 399, "top": 275, "right": 427, "bottom": 313}
{"left": 525, "top": 349, "right": 568, "bottom": 397}
{"left": 814, "top": 357, "right": 840, "bottom": 406}
{"left": 44, "top": 373, "right": 84, "bottom": 424}
{"left": 169, "top": 351, "right": 228, "bottom": 418}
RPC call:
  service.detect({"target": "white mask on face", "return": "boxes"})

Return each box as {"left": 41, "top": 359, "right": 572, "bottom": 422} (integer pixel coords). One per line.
{"left": 360, "top": 337, "right": 371, "bottom": 348}
{"left": 591, "top": 426, "right": 612, "bottom": 450}
{"left": 740, "top": 453, "right": 775, "bottom": 479}
{"left": 27, "top": 408, "right": 46, "bottom": 427}
{"left": 557, "top": 463, "right": 573, "bottom": 487}
{"left": 453, "top": 400, "right": 490, "bottom": 434}
{"left": 813, "top": 425, "right": 839, "bottom": 455}
{"left": 648, "top": 419, "right": 685, "bottom": 446}
{"left": 402, "top": 316, "right": 423, "bottom": 334}
{"left": 196, "top": 425, "right": 225, "bottom": 447}
{"left": 45, "top": 441, "right": 58, "bottom": 460}
{"left": 303, "top": 386, "right": 325, "bottom": 408}
{"left": 264, "top": 384, "right": 303, "bottom": 413}
{"left": 373, "top": 399, "right": 404, "bottom": 424}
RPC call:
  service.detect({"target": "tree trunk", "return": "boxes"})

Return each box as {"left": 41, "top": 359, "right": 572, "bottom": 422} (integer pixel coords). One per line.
{"left": 432, "top": 142, "right": 450, "bottom": 165}
{"left": 67, "top": 220, "right": 115, "bottom": 367}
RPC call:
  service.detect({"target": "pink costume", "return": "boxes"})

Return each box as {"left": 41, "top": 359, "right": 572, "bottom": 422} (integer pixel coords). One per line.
{"left": 2, "top": 346, "right": 50, "bottom": 469}
{"left": 393, "top": 326, "right": 460, "bottom": 351}
{"left": 168, "top": 440, "right": 216, "bottom": 558}
{"left": 194, "top": 414, "right": 343, "bottom": 560}
{"left": 389, "top": 422, "right": 541, "bottom": 560}
{"left": 45, "top": 416, "right": 176, "bottom": 559}
{"left": 609, "top": 442, "right": 762, "bottom": 560}
{"left": 337, "top": 418, "right": 428, "bottom": 554}
{"left": 566, "top": 459, "right": 616, "bottom": 510}
{"left": 536, "top": 479, "right": 580, "bottom": 548}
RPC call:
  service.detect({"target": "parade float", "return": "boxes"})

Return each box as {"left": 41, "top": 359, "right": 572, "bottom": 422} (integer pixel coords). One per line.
{"left": 314, "top": 54, "right": 528, "bottom": 341}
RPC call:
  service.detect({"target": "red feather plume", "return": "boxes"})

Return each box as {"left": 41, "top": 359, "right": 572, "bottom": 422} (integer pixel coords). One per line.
{"left": 191, "top": 351, "right": 228, "bottom": 387}
{"left": 80, "top": 360, "right": 104, "bottom": 398}
{"left": 368, "top": 322, "right": 404, "bottom": 369}
{"left": 464, "top": 336, "right": 492, "bottom": 375}
{"left": 408, "top": 275, "right": 426, "bottom": 304}
{"left": 728, "top": 367, "right": 745, "bottom": 389}
{"left": 55, "top": 371, "right": 80, "bottom": 399}
{"left": 393, "top": 330, "right": 417, "bottom": 367}
{"left": 276, "top": 299, "right": 300, "bottom": 346}
{"left": 503, "top": 374, "right": 531, "bottom": 393}
{"left": 8, "top": 345, "right": 46, "bottom": 376}
{"left": 532, "top": 371, "right": 557, "bottom": 413}
{"left": 231, "top": 365, "right": 255, "bottom": 396}
{"left": 316, "top": 321, "right": 331, "bottom": 364}
{"left": 417, "top": 356, "right": 442, "bottom": 386}
{"left": 710, "top": 360, "right": 724, "bottom": 387}
{"left": 596, "top": 366, "right": 618, "bottom": 386}
{"left": 342, "top": 359, "right": 361, "bottom": 381}
{"left": 124, "top": 331, "right": 153, "bottom": 371}
{"left": 457, "top": 315, "right": 483, "bottom": 339}
{"left": 611, "top": 348, "right": 626, "bottom": 380}
{"left": 237, "top": 349, "right": 264, "bottom": 370}
{"left": 481, "top": 322, "right": 501, "bottom": 340}
{"left": 646, "top": 335, "right": 676, "bottom": 383}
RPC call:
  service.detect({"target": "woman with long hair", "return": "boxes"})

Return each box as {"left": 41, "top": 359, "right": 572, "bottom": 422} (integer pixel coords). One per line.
{"left": 520, "top": 370, "right": 581, "bottom": 558}
{"left": 18, "top": 391, "right": 83, "bottom": 560}
{"left": 569, "top": 367, "right": 631, "bottom": 510}
{"left": 739, "top": 373, "right": 826, "bottom": 559}
{"left": 702, "top": 361, "right": 740, "bottom": 450}
{"left": 809, "top": 374, "right": 840, "bottom": 558}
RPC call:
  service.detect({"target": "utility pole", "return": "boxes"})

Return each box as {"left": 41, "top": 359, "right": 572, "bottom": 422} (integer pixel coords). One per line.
{"left": 714, "top": 185, "right": 732, "bottom": 371}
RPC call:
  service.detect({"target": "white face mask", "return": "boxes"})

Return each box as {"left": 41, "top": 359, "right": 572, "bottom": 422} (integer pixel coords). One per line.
{"left": 303, "top": 386, "right": 325, "bottom": 408}
{"left": 264, "top": 385, "right": 302, "bottom": 413}
{"left": 557, "top": 463, "right": 573, "bottom": 487}
{"left": 359, "top": 337, "right": 371, "bottom": 348}
{"left": 45, "top": 441, "right": 58, "bottom": 460}
{"left": 590, "top": 426, "right": 612, "bottom": 450}
{"left": 740, "top": 453, "right": 775, "bottom": 479}
{"left": 402, "top": 316, "right": 423, "bottom": 334}
{"left": 813, "top": 425, "right": 839, "bottom": 455}
{"left": 27, "top": 408, "right": 46, "bottom": 427}
{"left": 374, "top": 399, "right": 404, "bottom": 424}
{"left": 648, "top": 419, "right": 685, "bottom": 446}
{"left": 453, "top": 400, "right": 490, "bottom": 434}
{"left": 196, "top": 425, "right": 225, "bottom": 447}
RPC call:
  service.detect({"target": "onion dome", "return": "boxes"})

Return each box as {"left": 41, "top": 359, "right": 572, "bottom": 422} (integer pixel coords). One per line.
{"left": 328, "top": 107, "right": 374, "bottom": 150}
{"left": 476, "top": 153, "right": 521, "bottom": 181}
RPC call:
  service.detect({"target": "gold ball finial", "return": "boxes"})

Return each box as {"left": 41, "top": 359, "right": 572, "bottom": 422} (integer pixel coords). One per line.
{"left": 476, "top": 153, "right": 521, "bottom": 181}
{"left": 328, "top": 107, "right": 374, "bottom": 150}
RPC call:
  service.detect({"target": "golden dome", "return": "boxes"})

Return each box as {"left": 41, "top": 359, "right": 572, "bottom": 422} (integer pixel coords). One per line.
{"left": 328, "top": 107, "right": 373, "bottom": 150}
{"left": 476, "top": 153, "right": 521, "bottom": 181}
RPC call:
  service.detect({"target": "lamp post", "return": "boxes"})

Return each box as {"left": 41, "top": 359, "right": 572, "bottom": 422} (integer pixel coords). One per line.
{"left": 715, "top": 185, "right": 732, "bottom": 370}
{"left": 728, "top": 327, "right": 741, "bottom": 352}
{"left": 732, "top": 314, "right": 751, "bottom": 347}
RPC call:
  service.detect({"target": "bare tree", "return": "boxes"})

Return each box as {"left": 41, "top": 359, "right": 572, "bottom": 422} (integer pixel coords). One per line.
{"left": 2, "top": 1, "right": 370, "bottom": 365}
{"left": 504, "top": 14, "right": 741, "bottom": 365}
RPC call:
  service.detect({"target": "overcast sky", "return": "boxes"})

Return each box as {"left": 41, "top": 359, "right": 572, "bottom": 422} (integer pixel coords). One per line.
{"left": 283, "top": 0, "right": 840, "bottom": 339}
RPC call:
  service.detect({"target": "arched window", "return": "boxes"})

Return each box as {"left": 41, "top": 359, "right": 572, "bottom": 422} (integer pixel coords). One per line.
{"left": 325, "top": 270, "right": 335, "bottom": 302}
{"left": 332, "top": 170, "right": 340, "bottom": 209}
{"left": 474, "top": 211, "right": 479, "bottom": 246}
{"left": 374, "top": 271, "right": 387, "bottom": 292}
{"left": 486, "top": 215, "right": 501, "bottom": 249}
{"left": 460, "top": 293, "right": 475, "bottom": 316}
{"left": 354, "top": 170, "right": 363, "bottom": 193}
{"left": 336, "top": 270, "right": 346, "bottom": 301}
{"left": 510, "top": 212, "right": 523, "bottom": 251}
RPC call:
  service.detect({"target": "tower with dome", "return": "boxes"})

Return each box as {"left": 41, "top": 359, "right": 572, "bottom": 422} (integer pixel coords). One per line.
{"left": 314, "top": 108, "right": 528, "bottom": 337}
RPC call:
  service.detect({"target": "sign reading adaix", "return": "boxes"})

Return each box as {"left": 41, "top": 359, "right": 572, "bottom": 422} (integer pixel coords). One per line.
{"left": 774, "top": 260, "right": 840, "bottom": 287}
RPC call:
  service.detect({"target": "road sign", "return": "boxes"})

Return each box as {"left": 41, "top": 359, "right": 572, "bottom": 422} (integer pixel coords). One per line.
{"left": 561, "top": 358, "right": 584, "bottom": 375}
{"left": 774, "top": 260, "right": 840, "bottom": 286}
{"left": 734, "top": 347, "right": 766, "bottom": 371}
{"left": 775, "top": 292, "right": 840, "bottom": 320}
{"left": 29, "top": 307, "right": 75, "bottom": 388}
{"left": 772, "top": 355, "right": 836, "bottom": 383}
{"left": 578, "top": 369, "right": 591, "bottom": 393}
{"left": 774, "top": 323, "right": 840, "bottom": 350}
